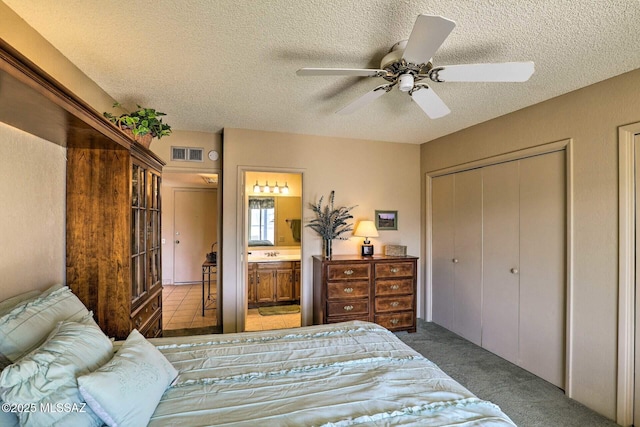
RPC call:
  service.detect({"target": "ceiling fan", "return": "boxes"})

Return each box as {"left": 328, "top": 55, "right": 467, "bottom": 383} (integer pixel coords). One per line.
{"left": 297, "top": 14, "right": 534, "bottom": 119}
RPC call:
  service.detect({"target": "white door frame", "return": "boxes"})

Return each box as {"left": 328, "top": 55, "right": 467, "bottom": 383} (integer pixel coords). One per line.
{"left": 424, "top": 138, "right": 574, "bottom": 394}
{"left": 617, "top": 121, "right": 640, "bottom": 426}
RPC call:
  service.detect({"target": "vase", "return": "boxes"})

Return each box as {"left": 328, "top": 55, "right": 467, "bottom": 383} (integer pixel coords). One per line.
{"left": 122, "top": 128, "right": 153, "bottom": 149}
{"left": 323, "top": 239, "right": 333, "bottom": 258}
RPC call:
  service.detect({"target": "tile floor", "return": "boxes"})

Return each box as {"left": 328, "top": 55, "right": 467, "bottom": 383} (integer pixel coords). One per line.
{"left": 245, "top": 308, "right": 301, "bottom": 331}
{"left": 162, "top": 284, "right": 217, "bottom": 330}
{"left": 163, "top": 284, "right": 300, "bottom": 332}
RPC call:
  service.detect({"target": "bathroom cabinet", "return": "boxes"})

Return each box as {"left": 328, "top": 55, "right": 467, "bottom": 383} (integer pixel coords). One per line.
{"left": 248, "top": 261, "right": 300, "bottom": 308}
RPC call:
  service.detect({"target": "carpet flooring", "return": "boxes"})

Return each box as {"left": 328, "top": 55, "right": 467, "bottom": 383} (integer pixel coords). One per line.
{"left": 396, "top": 319, "right": 617, "bottom": 427}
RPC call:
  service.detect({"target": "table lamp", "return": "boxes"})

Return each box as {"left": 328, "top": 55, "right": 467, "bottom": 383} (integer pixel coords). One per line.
{"left": 354, "top": 220, "right": 379, "bottom": 256}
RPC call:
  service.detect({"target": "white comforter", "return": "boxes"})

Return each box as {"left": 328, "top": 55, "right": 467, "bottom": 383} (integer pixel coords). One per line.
{"left": 146, "top": 321, "right": 515, "bottom": 426}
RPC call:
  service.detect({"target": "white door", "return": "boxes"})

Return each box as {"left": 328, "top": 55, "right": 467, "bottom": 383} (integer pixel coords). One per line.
{"left": 431, "top": 174, "right": 455, "bottom": 330}
{"left": 174, "top": 189, "right": 217, "bottom": 283}
{"left": 452, "top": 169, "right": 483, "bottom": 345}
{"left": 519, "top": 151, "right": 566, "bottom": 388}
{"left": 482, "top": 160, "right": 521, "bottom": 365}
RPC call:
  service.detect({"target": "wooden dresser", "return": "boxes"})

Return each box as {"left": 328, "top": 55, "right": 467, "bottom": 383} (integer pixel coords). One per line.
{"left": 313, "top": 255, "right": 418, "bottom": 332}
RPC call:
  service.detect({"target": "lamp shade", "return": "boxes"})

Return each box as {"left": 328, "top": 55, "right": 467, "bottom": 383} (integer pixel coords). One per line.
{"left": 354, "top": 220, "right": 379, "bottom": 238}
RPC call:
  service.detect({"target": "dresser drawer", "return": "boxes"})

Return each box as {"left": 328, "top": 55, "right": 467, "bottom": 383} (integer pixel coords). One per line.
{"left": 375, "top": 295, "right": 414, "bottom": 313}
{"left": 326, "top": 315, "right": 370, "bottom": 324}
{"left": 375, "top": 278, "right": 414, "bottom": 296}
{"left": 375, "top": 262, "right": 414, "bottom": 278}
{"left": 140, "top": 311, "right": 162, "bottom": 338}
{"left": 327, "top": 281, "right": 369, "bottom": 299}
{"left": 375, "top": 311, "right": 414, "bottom": 330}
{"left": 131, "top": 291, "right": 162, "bottom": 331}
{"left": 327, "top": 300, "right": 369, "bottom": 317}
{"left": 327, "top": 263, "right": 370, "bottom": 280}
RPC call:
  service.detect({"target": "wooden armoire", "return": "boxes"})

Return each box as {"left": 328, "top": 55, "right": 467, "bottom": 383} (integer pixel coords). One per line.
{"left": 66, "top": 143, "right": 164, "bottom": 340}
{"left": 0, "top": 40, "right": 164, "bottom": 340}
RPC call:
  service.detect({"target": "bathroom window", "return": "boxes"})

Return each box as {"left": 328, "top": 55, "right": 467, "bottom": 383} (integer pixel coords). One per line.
{"left": 248, "top": 197, "right": 275, "bottom": 245}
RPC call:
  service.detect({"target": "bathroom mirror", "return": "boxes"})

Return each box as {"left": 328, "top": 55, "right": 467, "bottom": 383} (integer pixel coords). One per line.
{"left": 248, "top": 196, "right": 301, "bottom": 247}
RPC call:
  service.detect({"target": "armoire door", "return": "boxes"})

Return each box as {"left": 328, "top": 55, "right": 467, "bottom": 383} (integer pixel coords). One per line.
{"left": 482, "top": 160, "right": 521, "bottom": 365}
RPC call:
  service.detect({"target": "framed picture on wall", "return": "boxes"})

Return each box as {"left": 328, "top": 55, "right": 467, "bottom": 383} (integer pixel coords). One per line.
{"left": 375, "top": 210, "right": 398, "bottom": 230}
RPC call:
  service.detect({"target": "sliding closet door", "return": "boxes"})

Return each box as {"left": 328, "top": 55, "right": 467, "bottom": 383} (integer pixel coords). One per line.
{"left": 452, "top": 169, "right": 483, "bottom": 345}
{"left": 431, "top": 174, "right": 455, "bottom": 330}
{"left": 519, "top": 151, "right": 566, "bottom": 388}
{"left": 482, "top": 161, "right": 520, "bottom": 365}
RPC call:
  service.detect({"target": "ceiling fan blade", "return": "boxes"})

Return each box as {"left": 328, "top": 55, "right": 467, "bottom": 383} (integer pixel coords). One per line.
{"left": 410, "top": 84, "right": 450, "bottom": 119}
{"left": 403, "top": 15, "right": 456, "bottom": 65}
{"left": 336, "top": 84, "right": 392, "bottom": 114}
{"left": 429, "top": 62, "right": 535, "bottom": 82}
{"left": 297, "top": 68, "right": 387, "bottom": 77}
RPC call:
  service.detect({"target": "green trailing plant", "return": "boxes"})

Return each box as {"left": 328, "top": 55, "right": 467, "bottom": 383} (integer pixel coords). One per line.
{"left": 306, "top": 191, "right": 356, "bottom": 240}
{"left": 104, "top": 102, "right": 172, "bottom": 139}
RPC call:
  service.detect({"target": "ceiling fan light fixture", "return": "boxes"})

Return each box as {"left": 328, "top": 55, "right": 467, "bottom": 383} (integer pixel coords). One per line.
{"left": 398, "top": 73, "right": 414, "bottom": 92}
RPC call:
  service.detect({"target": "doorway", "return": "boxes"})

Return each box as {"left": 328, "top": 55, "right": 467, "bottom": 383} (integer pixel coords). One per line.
{"left": 242, "top": 170, "right": 303, "bottom": 331}
{"left": 617, "top": 122, "right": 640, "bottom": 425}
{"left": 161, "top": 172, "right": 221, "bottom": 333}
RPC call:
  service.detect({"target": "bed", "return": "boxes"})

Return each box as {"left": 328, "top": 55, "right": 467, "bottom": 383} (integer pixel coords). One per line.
{"left": 0, "top": 285, "right": 515, "bottom": 426}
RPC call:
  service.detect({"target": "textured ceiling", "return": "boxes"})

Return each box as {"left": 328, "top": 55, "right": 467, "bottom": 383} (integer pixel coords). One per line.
{"left": 4, "top": 0, "right": 640, "bottom": 144}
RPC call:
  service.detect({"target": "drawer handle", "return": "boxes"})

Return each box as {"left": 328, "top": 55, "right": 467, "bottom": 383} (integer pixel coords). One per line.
{"left": 152, "top": 302, "right": 159, "bottom": 310}
{"left": 390, "top": 318, "right": 399, "bottom": 325}
{"left": 390, "top": 267, "right": 399, "bottom": 273}
{"left": 343, "top": 305, "right": 354, "bottom": 311}
{"left": 390, "top": 284, "right": 400, "bottom": 290}
{"left": 390, "top": 301, "right": 399, "bottom": 307}
{"left": 344, "top": 287, "right": 354, "bottom": 293}
{"left": 135, "top": 317, "right": 142, "bottom": 327}
{"left": 344, "top": 269, "right": 354, "bottom": 275}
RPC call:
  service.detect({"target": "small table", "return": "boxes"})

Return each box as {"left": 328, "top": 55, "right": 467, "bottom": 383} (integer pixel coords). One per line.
{"left": 201, "top": 260, "right": 217, "bottom": 316}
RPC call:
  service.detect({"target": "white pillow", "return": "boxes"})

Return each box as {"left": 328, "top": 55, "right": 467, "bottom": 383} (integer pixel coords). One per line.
{"left": 0, "top": 320, "right": 113, "bottom": 427}
{"left": 78, "top": 329, "right": 178, "bottom": 427}
{"left": 0, "top": 289, "right": 42, "bottom": 317}
{"left": 0, "top": 285, "right": 92, "bottom": 368}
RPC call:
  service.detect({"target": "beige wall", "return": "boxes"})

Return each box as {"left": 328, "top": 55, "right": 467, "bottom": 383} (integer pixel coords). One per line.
{"left": 421, "top": 67, "right": 640, "bottom": 420}
{"left": 223, "top": 128, "right": 421, "bottom": 332}
{"left": 0, "top": 122, "right": 66, "bottom": 299}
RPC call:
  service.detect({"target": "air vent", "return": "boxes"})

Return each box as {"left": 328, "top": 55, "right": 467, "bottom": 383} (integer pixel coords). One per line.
{"left": 188, "top": 148, "right": 203, "bottom": 162}
{"left": 171, "top": 147, "right": 186, "bottom": 161}
{"left": 171, "top": 146, "right": 204, "bottom": 162}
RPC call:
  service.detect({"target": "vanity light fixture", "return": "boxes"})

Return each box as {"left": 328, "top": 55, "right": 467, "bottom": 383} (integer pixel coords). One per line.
{"left": 354, "top": 220, "right": 379, "bottom": 256}
{"left": 252, "top": 181, "right": 290, "bottom": 194}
